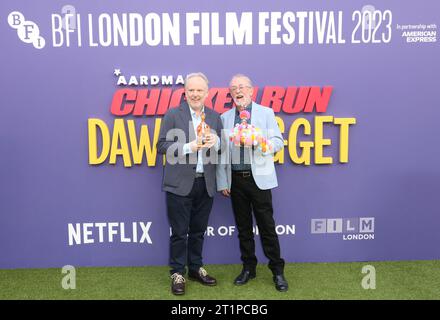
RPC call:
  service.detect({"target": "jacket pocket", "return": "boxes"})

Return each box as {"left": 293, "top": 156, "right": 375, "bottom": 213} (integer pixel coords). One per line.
{"left": 163, "top": 168, "right": 180, "bottom": 187}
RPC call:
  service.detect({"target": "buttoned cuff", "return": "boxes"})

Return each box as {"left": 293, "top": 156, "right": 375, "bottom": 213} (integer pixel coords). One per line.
{"left": 183, "top": 143, "right": 193, "bottom": 155}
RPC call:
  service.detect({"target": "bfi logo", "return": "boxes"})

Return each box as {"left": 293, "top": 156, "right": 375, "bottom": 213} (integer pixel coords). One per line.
{"left": 311, "top": 217, "right": 375, "bottom": 234}
{"left": 8, "top": 11, "right": 45, "bottom": 49}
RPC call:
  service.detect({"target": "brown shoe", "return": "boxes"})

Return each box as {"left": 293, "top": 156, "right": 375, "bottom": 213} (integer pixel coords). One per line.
{"left": 171, "top": 273, "right": 186, "bottom": 295}
{"left": 188, "top": 267, "right": 217, "bottom": 286}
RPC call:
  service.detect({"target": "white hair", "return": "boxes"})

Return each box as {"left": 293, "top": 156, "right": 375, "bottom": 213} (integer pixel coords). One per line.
{"left": 230, "top": 74, "right": 253, "bottom": 87}
{"left": 185, "top": 72, "right": 209, "bottom": 87}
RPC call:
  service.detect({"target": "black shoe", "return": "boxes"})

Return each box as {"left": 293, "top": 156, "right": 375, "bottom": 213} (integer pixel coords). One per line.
{"left": 273, "top": 274, "right": 288, "bottom": 292}
{"left": 188, "top": 267, "right": 217, "bottom": 286}
{"left": 234, "top": 270, "right": 256, "bottom": 285}
{"left": 171, "top": 273, "right": 186, "bottom": 295}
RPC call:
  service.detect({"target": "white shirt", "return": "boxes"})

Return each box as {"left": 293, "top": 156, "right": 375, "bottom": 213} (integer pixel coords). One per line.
{"left": 183, "top": 106, "right": 205, "bottom": 173}
{"left": 182, "top": 106, "right": 220, "bottom": 173}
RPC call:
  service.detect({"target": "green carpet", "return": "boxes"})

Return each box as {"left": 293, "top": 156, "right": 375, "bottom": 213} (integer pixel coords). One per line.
{"left": 0, "top": 260, "right": 439, "bottom": 300}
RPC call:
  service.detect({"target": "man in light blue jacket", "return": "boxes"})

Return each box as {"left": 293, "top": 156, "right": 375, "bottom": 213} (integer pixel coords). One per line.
{"left": 217, "top": 74, "right": 288, "bottom": 292}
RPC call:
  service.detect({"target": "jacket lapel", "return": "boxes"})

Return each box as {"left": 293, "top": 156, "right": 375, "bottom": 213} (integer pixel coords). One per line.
{"left": 204, "top": 107, "right": 215, "bottom": 129}
{"left": 178, "top": 102, "right": 193, "bottom": 142}
{"left": 226, "top": 108, "right": 236, "bottom": 130}
{"left": 249, "top": 102, "right": 263, "bottom": 128}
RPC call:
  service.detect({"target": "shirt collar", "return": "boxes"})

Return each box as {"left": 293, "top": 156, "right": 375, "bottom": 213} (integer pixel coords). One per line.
{"left": 235, "top": 102, "right": 252, "bottom": 115}
{"left": 188, "top": 104, "right": 204, "bottom": 118}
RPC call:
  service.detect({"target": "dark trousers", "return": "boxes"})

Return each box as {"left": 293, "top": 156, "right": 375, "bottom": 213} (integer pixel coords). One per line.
{"left": 166, "top": 177, "right": 213, "bottom": 275}
{"left": 230, "top": 172, "right": 285, "bottom": 275}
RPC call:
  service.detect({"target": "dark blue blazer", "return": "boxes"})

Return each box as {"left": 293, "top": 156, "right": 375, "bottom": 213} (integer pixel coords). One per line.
{"left": 157, "top": 102, "right": 223, "bottom": 197}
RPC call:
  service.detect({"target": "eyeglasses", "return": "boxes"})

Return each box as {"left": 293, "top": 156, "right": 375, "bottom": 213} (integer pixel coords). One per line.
{"left": 229, "top": 85, "right": 251, "bottom": 92}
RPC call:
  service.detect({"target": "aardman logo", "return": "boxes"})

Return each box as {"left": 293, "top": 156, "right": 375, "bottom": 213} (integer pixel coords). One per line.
{"left": 311, "top": 217, "right": 375, "bottom": 241}
{"left": 8, "top": 11, "right": 46, "bottom": 49}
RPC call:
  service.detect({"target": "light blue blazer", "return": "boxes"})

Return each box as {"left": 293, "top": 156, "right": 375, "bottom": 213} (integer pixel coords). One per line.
{"left": 216, "top": 102, "right": 284, "bottom": 191}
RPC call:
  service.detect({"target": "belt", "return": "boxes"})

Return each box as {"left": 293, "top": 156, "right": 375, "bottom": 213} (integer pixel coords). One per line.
{"left": 195, "top": 172, "right": 204, "bottom": 178}
{"left": 232, "top": 170, "right": 251, "bottom": 177}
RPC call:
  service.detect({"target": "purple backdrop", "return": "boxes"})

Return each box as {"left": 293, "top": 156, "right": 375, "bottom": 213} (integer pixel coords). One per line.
{"left": 1, "top": 0, "right": 439, "bottom": 269}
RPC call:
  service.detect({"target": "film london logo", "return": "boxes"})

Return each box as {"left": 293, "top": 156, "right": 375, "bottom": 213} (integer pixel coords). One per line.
{"left": 8, "top": 11, "right": 46, "bottom": 49}
{"left": 311, "top": 217, "right": 375, "bottom": 240}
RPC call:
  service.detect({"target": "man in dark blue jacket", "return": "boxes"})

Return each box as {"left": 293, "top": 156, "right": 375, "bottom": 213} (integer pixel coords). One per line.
{"left": 157, "top": 72, "right": 223, "bottom": 295}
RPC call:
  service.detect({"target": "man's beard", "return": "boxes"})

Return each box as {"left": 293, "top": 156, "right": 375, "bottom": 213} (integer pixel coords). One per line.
{"left": 235, "top": 99, "right": 250, "bottom": 110}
